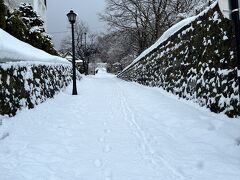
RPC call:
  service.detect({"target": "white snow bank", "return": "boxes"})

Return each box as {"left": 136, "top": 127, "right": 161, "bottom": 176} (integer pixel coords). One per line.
{"left": 0, "top": 29, "right": 70, "bottom": 64}
{"left": 122, "top": 1, "right": 218, "bottom": 72}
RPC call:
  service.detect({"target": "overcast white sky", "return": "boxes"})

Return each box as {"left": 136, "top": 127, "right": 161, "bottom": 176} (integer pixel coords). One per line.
{"left": 46, "top": 0, "right": 106, "bottom": 49}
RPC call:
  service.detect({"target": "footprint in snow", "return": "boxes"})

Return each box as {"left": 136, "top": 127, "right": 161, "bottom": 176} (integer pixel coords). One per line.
{"left": 104, "top": 129, "right": 111, "bottom": 134}
{"left": 104, "top": 145, "right": 111, "bottom": 153}
{"left": 235, "top": 137, "right": 240, "bottom": 146}
{"left": 196, "top": 161, "right": 205, "bottom": 170}
{"left": 0, "top": 132, "right": 10, "bottom": 141}
{"left": 207, "top": 124, "right": 216, "bottom": 131}
{"left": 104, "top": 169, "right": 113, "bottom": 180}
{"left": 99, "top": 137, "right": 105, "bottom": 142}
{"left": 94, "top": 159, "right": 102, "bottom": 168}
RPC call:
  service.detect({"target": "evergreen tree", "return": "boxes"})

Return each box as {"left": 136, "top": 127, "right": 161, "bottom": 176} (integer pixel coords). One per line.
{"left": 0, "top": 0, "right": 6, "bottom": 30}
{"left": 6, "top": 3, "right": 58, "bottom": 55}
{"left": 18, "top": 3, "right": 44, "bottom": 33}
{"left": 6, "top": 11, "right": 28, "bottom": 41}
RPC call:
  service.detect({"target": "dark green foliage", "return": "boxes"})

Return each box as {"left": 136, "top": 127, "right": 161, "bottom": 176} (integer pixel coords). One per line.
{"left": 5, "top": 3, "right": 58, "bottom": 55}
{"left": 28, "top": 31, "right": 58, "bottom": 55}
{"left": 6, "top": 11, "right": 28, "bottom": 41}
{"left": 0, "top": 0, "right": 6, "bottom": 29}
{"left": 18, "top": 3, "right": 44, "bottom": 31}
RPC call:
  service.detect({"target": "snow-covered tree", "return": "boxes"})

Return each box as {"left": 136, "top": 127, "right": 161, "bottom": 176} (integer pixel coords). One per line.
{"left": 100, "top": 0, "right": 201, "bottom": 55}
{"left": 96, "top": 30, "right": 136, "bottom": 68}
{"left": 6, "top": 10, "right": 28, "bottom": 42}
{"left": 100, "top": 0, "right": 217, "bottom": 68}
{"left": 60, "top": 20, "right": 101, "bottom": 74}
{"left": 18, "top": 3, "right": 44, "bottom": 33}
{"left": 6, "top": 3, "right": 58, "bottom": 55}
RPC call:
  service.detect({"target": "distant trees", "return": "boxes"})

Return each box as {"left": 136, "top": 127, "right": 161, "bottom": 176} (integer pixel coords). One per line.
{"left": 100, "top": 0, "right": 202, "bottom": 55}
{"left": 96, "top": 31, "right": 136, "bottom": 67}
{"left": 60, "top": 20, "right": 100, "bottom": 74}
{"left": 60, "top": 20, "right": 89, "bottom": 59}
{"left": 0, "top": 0, "right": 6, "bottom": 30}
{"left": 97, "top": 0, "right": 213, "bottom": 69}
{"left": 59, "top": 0, "right": 213, "bottom": 70}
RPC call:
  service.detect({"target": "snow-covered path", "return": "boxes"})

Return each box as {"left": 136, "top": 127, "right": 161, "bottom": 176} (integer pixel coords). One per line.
{"left": 0, "top": 71, "right": 240, "bottom": 180}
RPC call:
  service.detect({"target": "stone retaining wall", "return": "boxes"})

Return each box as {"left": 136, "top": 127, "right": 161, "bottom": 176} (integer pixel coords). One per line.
{"left": 0, "top": 62, "right": 80, "bottom": 116}
{"left": 118, "top": 4, "right": 239, "bottom": 117}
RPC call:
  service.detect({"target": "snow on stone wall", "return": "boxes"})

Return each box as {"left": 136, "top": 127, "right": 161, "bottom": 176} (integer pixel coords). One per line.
{"left": 0, "top": 62, "right": 80, "bottom": 117}
{"left": 118, "top": 3, "right": 240, "bottom": 117}
{"left": 0, "top": 29, "right": 67, "bottom": 64}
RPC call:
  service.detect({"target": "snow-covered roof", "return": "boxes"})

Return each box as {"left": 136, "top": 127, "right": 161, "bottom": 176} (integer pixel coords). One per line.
{"left": 0, "top": 29, "right": 69, "bottom": 64}
{"left": 63, "top": 51, "right": 73, "bottom": 58}
{"left": 76, "top": 60, "right": 83, "bottom": 63}
{"left": 122, "top": 1, "right": 218, "bottom": 72}
{"left": 63, "top": 52, "right": 83, "bottom": 63}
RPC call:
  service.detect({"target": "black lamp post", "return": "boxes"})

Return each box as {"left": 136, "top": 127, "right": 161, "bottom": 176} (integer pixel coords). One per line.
{"left": 67, "top": 10, "right": 78, "bottom": 95}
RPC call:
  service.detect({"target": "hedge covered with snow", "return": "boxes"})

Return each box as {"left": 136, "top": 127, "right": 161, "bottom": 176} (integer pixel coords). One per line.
{"left": 0, "top": 62, "right": 80, "bottom": 116}
{"left": 118, "top": 3, "right": 239, "bottom": 117}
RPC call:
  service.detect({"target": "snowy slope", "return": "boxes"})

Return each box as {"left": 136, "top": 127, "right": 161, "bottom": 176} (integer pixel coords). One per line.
{"left": 0, "top": 71, "right": 239, "bottom": 180}
{"left": 0, "top": 29, "right": 69, "bottom": 64}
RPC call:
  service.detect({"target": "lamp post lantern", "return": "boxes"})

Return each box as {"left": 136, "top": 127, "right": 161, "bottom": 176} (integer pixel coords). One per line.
{"left": 67, "top": 10, "right": 78, "bottom": 95}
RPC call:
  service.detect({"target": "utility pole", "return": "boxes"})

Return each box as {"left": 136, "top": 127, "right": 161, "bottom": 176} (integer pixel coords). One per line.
{"left": 84, "top": 32, "right": 89, "bottom": 75}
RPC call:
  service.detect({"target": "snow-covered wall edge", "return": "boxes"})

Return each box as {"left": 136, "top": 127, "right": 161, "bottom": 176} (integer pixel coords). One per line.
{"left": 0, "top": 29, "right": 69, "bottom": 64}
{"left": 118, "top": 3, "right": 240, "bottom": 117}
{"left": 0, "top": 62, "right": 81, "bottom": 117}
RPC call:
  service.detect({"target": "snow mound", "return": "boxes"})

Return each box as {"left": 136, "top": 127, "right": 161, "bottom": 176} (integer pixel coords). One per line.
{"left": 0, "top": 29, "right": 69, "bottom": 64}
{"left": 123, "top": 1, "right": 218, "bottom": 71}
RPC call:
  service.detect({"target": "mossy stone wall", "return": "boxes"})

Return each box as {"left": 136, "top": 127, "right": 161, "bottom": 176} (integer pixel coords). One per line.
{"left": 118, "top": 4, "right": 239, "bottom": 117}
{"left": 0, "top": 63, "right": 79, "bottom": 116}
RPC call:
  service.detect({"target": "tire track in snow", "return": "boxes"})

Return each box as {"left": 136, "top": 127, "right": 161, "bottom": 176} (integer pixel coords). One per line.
{"left": 115, "top": 82, "right": 186, "bottom": 180}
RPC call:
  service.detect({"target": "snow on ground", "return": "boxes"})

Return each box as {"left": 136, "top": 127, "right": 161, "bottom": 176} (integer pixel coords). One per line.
{"left": 0, "top": 70, "right": 240, "bottom": 180}
{"left": 0, "top": 29, "right": 69, "bottom": 64}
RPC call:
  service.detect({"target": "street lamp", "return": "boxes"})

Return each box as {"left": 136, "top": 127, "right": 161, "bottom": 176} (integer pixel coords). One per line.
{"left": 67, "top": 10, "right": 78, "bottom": 95}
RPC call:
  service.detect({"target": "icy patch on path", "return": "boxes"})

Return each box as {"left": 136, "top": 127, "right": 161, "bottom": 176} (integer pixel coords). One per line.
{"left": 0, "top": 71, "right": 240, "bottom": 180}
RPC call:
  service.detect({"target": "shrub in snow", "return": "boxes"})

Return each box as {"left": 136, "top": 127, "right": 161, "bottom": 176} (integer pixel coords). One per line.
{"left": 0, "top": 63, "right": 81, "bottom": 117}
{"left": 118, "top": 3, "right": 239, "bottom": 117}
